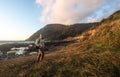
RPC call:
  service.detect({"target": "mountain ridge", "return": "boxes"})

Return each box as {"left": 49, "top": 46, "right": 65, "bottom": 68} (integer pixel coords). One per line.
{"left": 27, "top": 23, "right": 98, "bottom": 41}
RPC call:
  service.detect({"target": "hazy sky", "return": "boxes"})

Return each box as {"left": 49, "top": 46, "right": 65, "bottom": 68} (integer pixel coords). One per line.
{"left": 0, "top": 0, "right": 120, "bottom": 41}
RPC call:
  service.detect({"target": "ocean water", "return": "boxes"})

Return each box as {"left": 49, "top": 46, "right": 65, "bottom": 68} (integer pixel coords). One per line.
{"left": 0, "top": 41, "right": 34, "bottom": 45}
{"left": 0, "top": 41, "right": 35, "bottom": 60}
{"left": 7, "top": 47, "right": 29, "bottom": 55}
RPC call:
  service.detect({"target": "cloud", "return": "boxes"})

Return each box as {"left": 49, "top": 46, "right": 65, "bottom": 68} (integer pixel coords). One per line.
{"left": 86, "top": 0, "right": 120, "bottom": 23}
{"left": 116, "top": 3, "right": 120, "bottom": 10}
{"left": 36, "top": 0, "right": 120, "bottom": 24}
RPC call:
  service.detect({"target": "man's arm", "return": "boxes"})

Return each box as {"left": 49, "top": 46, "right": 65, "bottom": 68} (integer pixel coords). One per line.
{"left": 34, "top": 39, "right": 39, "bottom": 46}
{"left": 42, "top": 39, "right": 45, "bottom": 48}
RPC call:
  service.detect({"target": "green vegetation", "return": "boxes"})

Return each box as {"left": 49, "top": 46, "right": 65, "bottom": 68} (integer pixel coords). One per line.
{"left": 27, "top": 23, "right": 98, "bottom": 41}
{"left": 108, "top": 10, "right": 120, "bottom": 21}
{"left": 0, "top": 51, "right": 120, "bottom": 77}
{"left": 23, "top": 53, "right": 120, "bottom": 77}
{"left": 91, "top": 11, "right": 120, "bottom": 52}
{"left": 101, "top": 10, "right": 120, "bottom": 23}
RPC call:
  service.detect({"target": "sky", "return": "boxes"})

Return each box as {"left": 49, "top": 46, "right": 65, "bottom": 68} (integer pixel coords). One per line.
{"left": 0, "top": 0, "right": 120, "bottom": 41}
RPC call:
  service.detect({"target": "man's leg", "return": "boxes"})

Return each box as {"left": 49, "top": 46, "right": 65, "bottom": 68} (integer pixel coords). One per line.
{"left": 40, "top": 48, "right": 44, "bottom": 62}
{"left": 37, "top": 49, "right": 41, "bottom": 63}
{"left": 40, "top": 51, "right": 44, "bottom": 62}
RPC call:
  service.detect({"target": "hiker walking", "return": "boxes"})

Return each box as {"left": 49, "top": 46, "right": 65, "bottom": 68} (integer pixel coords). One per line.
{"left": 34, "top": 34, "right": 45, "bottom": 63}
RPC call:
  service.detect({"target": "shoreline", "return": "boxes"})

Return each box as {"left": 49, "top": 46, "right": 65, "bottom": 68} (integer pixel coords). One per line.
{"left": 0, "top": 41, "right": 34, "bottom": 45}
{"left": 0, "top": 40, "right": 74, "bottom": 61}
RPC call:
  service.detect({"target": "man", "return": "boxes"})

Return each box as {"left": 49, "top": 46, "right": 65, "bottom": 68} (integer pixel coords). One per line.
{"left": 34, "top": 34, "right": 45, "bottom": 63}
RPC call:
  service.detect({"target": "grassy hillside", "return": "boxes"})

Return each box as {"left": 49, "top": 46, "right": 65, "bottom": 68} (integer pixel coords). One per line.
{"left": 27, "top": 24, "right": 67, "bottom": 41}
{"left": 0, "top": 10, "right": 120, "bottom": 77}
{"left": 27, "top": 23, "right": 98, "bottom": 41}
{"left": 90, "top": 10, "right": 120, "bottom": 52}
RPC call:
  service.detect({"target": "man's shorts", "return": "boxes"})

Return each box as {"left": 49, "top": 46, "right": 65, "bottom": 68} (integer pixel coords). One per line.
{"left": 36, "top": 46, "right": 44, "bottom": 52}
